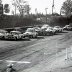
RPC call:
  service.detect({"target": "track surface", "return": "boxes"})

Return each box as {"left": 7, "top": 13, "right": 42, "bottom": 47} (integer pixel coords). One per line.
{"left": 0, "top": 31, "right": 72, "bottom": 72}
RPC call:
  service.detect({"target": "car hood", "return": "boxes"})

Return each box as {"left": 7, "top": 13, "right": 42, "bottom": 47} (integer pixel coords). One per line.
{"left": 23, "top": 32, "right": 33, "bottom": 35}
{"left": 54, "top": 28, "right": 59, "bottom": 30}
{"left": 0, "top": 33, "right": 4, "bottom": 36}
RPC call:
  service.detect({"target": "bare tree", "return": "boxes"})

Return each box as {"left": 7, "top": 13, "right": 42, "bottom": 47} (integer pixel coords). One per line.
{"left": 4, "top": 4, "right": 10, "bottom": 13}
{"left": 12, "top": 0, "right": 30, "bottom": 16}
{"left": 0, "top": 0, "right": 2, "bottom": 4}
{"left": 61, "top": 0, "right": 72, "bottom": 16}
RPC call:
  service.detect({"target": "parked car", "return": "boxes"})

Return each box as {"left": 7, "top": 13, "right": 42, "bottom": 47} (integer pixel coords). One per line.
{"left": 45, "top": 27, "right": 55, "bottom": 35}
{"left": 23, "top": 28, "right": 38, "bottom": 38}
{"left": 33, "top": 27, "right": 42, "bottom": 35}
{"left": 41, "top": 24, "right": 50, "bottom": 31}
{"left": 41, "top": 24, "right": 50, "bottom": 35}
{"left": 63, "top": 25, "right": 72, "bottom": 31}
{"left": 53, "top": 26, "right": 63, "bottom": 33}
{"left": 4, "top": 31, "right": 24, "bottom": 40}
{"left": 0, "top": 29, "right": 8, "bottom": 39}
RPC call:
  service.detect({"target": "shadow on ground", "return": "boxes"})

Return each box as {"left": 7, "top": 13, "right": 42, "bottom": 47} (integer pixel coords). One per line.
{"left": 0, "top": 38, "right": 31, "bottom": 41}
{"left": 37, "top": 36, "right": 44, "bottom": 39}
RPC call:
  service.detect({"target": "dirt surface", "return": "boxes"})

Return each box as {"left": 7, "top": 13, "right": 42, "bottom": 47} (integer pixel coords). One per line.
{"left": 0, "top": 31, "right": 72, "bottom": 72}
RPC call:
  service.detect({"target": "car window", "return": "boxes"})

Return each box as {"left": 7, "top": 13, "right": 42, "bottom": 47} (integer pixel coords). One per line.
{"left": 11, "top": 32, "right": 20, "bottom": 35}
{"left": 50, "top": 28, "right": 53, "bottom": 30}
{"left": 67, "top": 26, "right": 71, "bottom": 27}
{"left": 26, "top": 29, "right": 35, "bottom": 32}
{"left": 55, "top": 26, "right": 60, "bottom": 28}
{"left": 0, "top": 32, "right": 7, "bottom": 34}
{"left": 47, "top": 27, "right": 53, "bottom": 30}
{"left": 0, "top": 30, "right": 7, "bottom": 33}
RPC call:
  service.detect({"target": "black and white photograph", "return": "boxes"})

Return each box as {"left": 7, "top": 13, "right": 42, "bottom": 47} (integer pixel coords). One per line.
{"left": 0, "top": 0, "right": 72, "bottom": 72}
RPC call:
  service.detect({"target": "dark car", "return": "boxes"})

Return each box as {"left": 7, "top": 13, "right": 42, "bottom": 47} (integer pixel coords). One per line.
{"left": 63, "top": 25, "right": 72, "bottom": 31}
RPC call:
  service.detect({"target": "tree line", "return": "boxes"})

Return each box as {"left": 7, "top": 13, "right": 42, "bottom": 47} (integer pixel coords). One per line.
{"left": 0, "top": 0, "right": 72, "bottom": 28}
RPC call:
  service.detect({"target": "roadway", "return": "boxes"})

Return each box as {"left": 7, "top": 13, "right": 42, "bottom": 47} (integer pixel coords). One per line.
{"left": 0, "top": 31, "right": 72, "bottom": 72}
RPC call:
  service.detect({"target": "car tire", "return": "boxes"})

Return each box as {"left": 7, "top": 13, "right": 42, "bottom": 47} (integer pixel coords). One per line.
{"left": 29, "top": 35, "right": 32, "bottom": 38}
{"left": 21, "top": 36, "right": 23, "bottom": 39}
{"left": 35, "top": 35, "right": 37, "bottom": 38}
{"left": 50, "top": 32, "right": 53, "bottom": 36}
{"left": 2, "top": 36, "right": 5, "bottom": 40}
{"left": 15, "top": 37, "right": 17, "bottom": 41}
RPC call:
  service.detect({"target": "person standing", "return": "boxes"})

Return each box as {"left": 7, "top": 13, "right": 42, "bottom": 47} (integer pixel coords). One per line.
{"left": 6, "top": 64, "right": 16, "bottom": 72}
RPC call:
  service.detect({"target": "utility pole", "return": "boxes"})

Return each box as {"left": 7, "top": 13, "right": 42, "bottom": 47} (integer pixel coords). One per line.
{"left": 0, "top": 0, "right": 3, "bottom": 16}
{"left": 12, "top": 0, "right": 17, "bottom": 15}
{"left": 45, "top": 8, "right": 48, "bottom": 23}
{"left": 15, "top": 4, "right": 16, "bottom": 15}
{"left": 60, "top": 8, "right": 62, "bottom": 15}
{"left": 52, "top": 0, "right": 54, "bottom": 14}
{"left": 35, "top": 8, "right": 38, "bottom": 15}
{"left": 0, "top": 0, "right": 2, "bottom": 4}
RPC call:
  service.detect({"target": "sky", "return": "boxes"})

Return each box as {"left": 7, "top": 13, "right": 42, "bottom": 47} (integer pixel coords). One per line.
{"left": 2, "top": 0, "right": 66, "bottom": 15}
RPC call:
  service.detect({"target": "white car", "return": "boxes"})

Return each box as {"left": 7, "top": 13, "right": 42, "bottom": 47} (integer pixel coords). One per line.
{"left": 23, "top": 28, "right": 38, "bottom": 38}
{"left": 5, "top": 31, "right": 23, "bottom": 40}
{"left": 45, "top": 27, "right": 55, "bottom": 35}
{"left": 41, "top": 24, "right": 50, "bottom": 31}
{"left": 41, "top": 24, "right": 50, "bottom": 35}
{"left": 63, "top": 25, "right": 72, "bottom": 31}
{"left": 54, "top": 26, "right": 63, "bottom": 33}
{"left": 34, "top": 27, "right": 41, "bottom": 32}
{"left": 0, "top": 29, "right": 8, "bottom": 39}
{"left": 33, "top": 27, "right": 42, "bottom": 35}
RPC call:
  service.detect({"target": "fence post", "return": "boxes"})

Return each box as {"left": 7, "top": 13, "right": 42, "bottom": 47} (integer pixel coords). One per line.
{"left": 65, "top": 48, "right": 69, "bottom": 60}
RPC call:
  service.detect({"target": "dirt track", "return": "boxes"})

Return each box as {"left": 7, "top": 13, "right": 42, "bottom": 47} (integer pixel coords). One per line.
{"left": 0, "top": 31, "right": 72, "bottom": 72}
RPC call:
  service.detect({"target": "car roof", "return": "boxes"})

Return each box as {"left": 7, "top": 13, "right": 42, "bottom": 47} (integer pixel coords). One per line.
{"left": 10, "top": 31, "right": 21, "bottom": 33}
{"left": 47, "top": 27, "right": 53, "bottom": 29}
{"left": 54, "top": 26, "right": 60, "bottom": 27}
{"left": 65, "top": 25, "right": 70, "bottom": 26}
{"left": 0, "top": 29, "right": 7, "bottom": 33}
{"left": 27, "top": 28, "right": 35, "bottom": 30}
{"left": 42, "top": 24, "right": 49, "bottom": 27}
